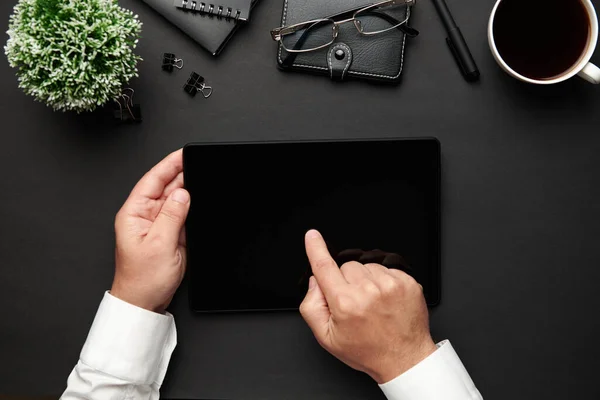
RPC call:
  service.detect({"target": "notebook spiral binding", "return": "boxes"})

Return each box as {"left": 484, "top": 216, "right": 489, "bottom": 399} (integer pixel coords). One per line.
{"left": 176, "top": 0, "right": 242, "bottom": 21}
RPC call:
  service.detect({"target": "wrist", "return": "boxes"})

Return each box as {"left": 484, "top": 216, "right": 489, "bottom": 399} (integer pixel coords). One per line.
{"left": 373, "top": 337, "right": 438, "bottom": 384}
{"left": 110, "top": 285, "right": 164, "bottom": 314}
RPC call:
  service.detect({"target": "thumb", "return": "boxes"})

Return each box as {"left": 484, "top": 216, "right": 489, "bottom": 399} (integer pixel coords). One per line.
{"left": 300, "top": 276, "right": 331, "bottom": 345}
{"left": 148, "top": 188, "right": 191, "bottom": 249}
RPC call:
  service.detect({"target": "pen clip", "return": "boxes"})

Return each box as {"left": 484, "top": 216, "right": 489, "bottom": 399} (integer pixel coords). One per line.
{"left": 445, "top": 32, "right": 480, "bottom": 82}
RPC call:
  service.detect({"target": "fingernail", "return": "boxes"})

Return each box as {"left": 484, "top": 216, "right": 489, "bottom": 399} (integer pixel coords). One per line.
{"left": 308, "top": 276, "right": 316, "bottom": 290}
{"left": 306, "top": 229, "right": 321, "bottom": 239}
{"left": 171, "top": 189, "right": 190, "bottom": 204}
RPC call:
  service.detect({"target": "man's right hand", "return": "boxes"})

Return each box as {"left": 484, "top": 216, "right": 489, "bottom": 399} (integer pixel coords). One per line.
{"left": 300, "top": 229, "right": 437, "bottom": 384}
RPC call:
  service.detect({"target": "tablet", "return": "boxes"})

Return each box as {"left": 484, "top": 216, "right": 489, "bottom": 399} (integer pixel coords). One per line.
{"left": 183, "top": 138, "right": 441, "bottom": 312}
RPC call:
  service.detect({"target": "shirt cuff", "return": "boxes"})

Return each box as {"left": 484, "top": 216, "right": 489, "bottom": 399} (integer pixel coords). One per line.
{"left": 379, "top": 340, "right": 482, "bottom": 400}
{"left": 80, "top": 291, "right": 177, "bottom": 385}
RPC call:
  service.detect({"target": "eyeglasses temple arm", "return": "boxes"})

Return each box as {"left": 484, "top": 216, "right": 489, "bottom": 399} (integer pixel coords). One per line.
{"left": 281, "top": 21, "right": 330, "bottom": 65}
{"left": 365, "top": 10, "right": 419, "bottom": 37}
{"left": 280, "top": 26, "right": 318, "bottom": 65}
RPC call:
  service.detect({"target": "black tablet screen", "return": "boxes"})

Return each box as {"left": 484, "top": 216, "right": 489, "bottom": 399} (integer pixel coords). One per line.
{"left": 183, "top": 139, "right": 440, "bottom": 312}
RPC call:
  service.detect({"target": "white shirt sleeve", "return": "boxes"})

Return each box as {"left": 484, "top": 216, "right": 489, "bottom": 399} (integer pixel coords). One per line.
{"left": 60, "top": 292, "right": 177, "bottom": 400}
{"left": 379, "top": 340, "right": 483, "bottom": 400}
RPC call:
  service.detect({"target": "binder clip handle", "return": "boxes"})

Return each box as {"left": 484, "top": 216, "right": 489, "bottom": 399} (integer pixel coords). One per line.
{"left": 199, "top": 84, "right": 213, "bottom": 98}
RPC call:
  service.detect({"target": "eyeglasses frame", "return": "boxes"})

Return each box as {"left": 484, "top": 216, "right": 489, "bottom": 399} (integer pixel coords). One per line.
{"left": 270, "top": 0, "right": 416, "bottom": 53}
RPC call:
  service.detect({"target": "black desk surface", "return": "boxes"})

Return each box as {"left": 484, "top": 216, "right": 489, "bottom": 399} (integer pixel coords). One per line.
{"left": 1, "top": 0, "right": 600, "bottom": 398}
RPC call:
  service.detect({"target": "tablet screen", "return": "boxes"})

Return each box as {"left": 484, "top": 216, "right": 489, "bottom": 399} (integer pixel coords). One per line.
{"left": 183, "top": 139, "right": 440, "bottom": 312}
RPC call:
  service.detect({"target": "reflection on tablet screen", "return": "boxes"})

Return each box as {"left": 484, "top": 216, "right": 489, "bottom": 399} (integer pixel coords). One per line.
{"left": 183, "top": 138, "right": 440, "bottom": 312}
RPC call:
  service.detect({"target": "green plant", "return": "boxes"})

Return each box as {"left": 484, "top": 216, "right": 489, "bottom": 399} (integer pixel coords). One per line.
{"left": 5, "top": 0, "right": 142, "bottom": 112}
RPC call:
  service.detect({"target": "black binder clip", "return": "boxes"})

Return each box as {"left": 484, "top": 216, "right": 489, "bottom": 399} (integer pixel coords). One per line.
{"left": 113, "top": 88, "right": 142, "bottom": 123}
{"left": 162, "top": 53, "right": 184, "bottom": 72}
{"left": 183, "top": 72, "right": 213, "bottom": 98}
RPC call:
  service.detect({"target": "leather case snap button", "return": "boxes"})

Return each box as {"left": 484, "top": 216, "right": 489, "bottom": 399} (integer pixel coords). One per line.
{"left": 327, "top": 43, "right": 353, "bottom": 81}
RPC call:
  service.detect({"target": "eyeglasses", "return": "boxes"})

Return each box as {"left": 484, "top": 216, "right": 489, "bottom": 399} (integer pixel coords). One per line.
{"left": 270, "top": 0, "right": 416, "bottom": 53}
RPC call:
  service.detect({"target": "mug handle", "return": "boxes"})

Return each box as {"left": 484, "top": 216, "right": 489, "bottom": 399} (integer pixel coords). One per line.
{"left": 578, "top": 62, "right": 600, "bottom": 84}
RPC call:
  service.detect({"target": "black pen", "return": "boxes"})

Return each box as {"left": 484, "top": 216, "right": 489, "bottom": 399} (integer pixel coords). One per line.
{"left": 432, "top": 0, "right": 480, "bottom": 82}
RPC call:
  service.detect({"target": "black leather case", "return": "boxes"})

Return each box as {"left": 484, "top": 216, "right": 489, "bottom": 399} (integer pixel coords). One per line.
{"left": 277, "top": 0, "right": 413, "bottom": 83}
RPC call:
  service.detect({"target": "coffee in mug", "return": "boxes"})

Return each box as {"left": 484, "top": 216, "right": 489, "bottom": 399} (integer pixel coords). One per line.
{"left": 488, "top": 0, "right": 600, "bottom": 84}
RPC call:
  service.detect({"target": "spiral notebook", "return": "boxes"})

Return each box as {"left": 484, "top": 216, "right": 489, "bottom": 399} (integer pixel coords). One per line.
{"left": 174, "top": 0, "right": 253, "bottom": 21}
{"left": 140, "top": 0, "right": 257, "bottom": 55}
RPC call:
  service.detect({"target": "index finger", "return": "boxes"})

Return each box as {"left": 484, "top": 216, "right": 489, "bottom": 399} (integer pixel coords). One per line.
{"left": 129, "top": 149, "right": 184, "bottom": 200}
{"left": 305, "top": 230, "right": 347, "bottom": 296}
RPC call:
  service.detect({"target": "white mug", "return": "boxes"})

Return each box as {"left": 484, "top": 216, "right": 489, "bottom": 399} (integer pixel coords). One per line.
{"left": 488, "top": 0, "right": 600, "bottom": 84}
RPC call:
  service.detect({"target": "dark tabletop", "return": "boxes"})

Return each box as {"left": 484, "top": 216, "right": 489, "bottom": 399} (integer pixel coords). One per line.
{"left": 2, "top": 0, "right": 600, "bottom": 398}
